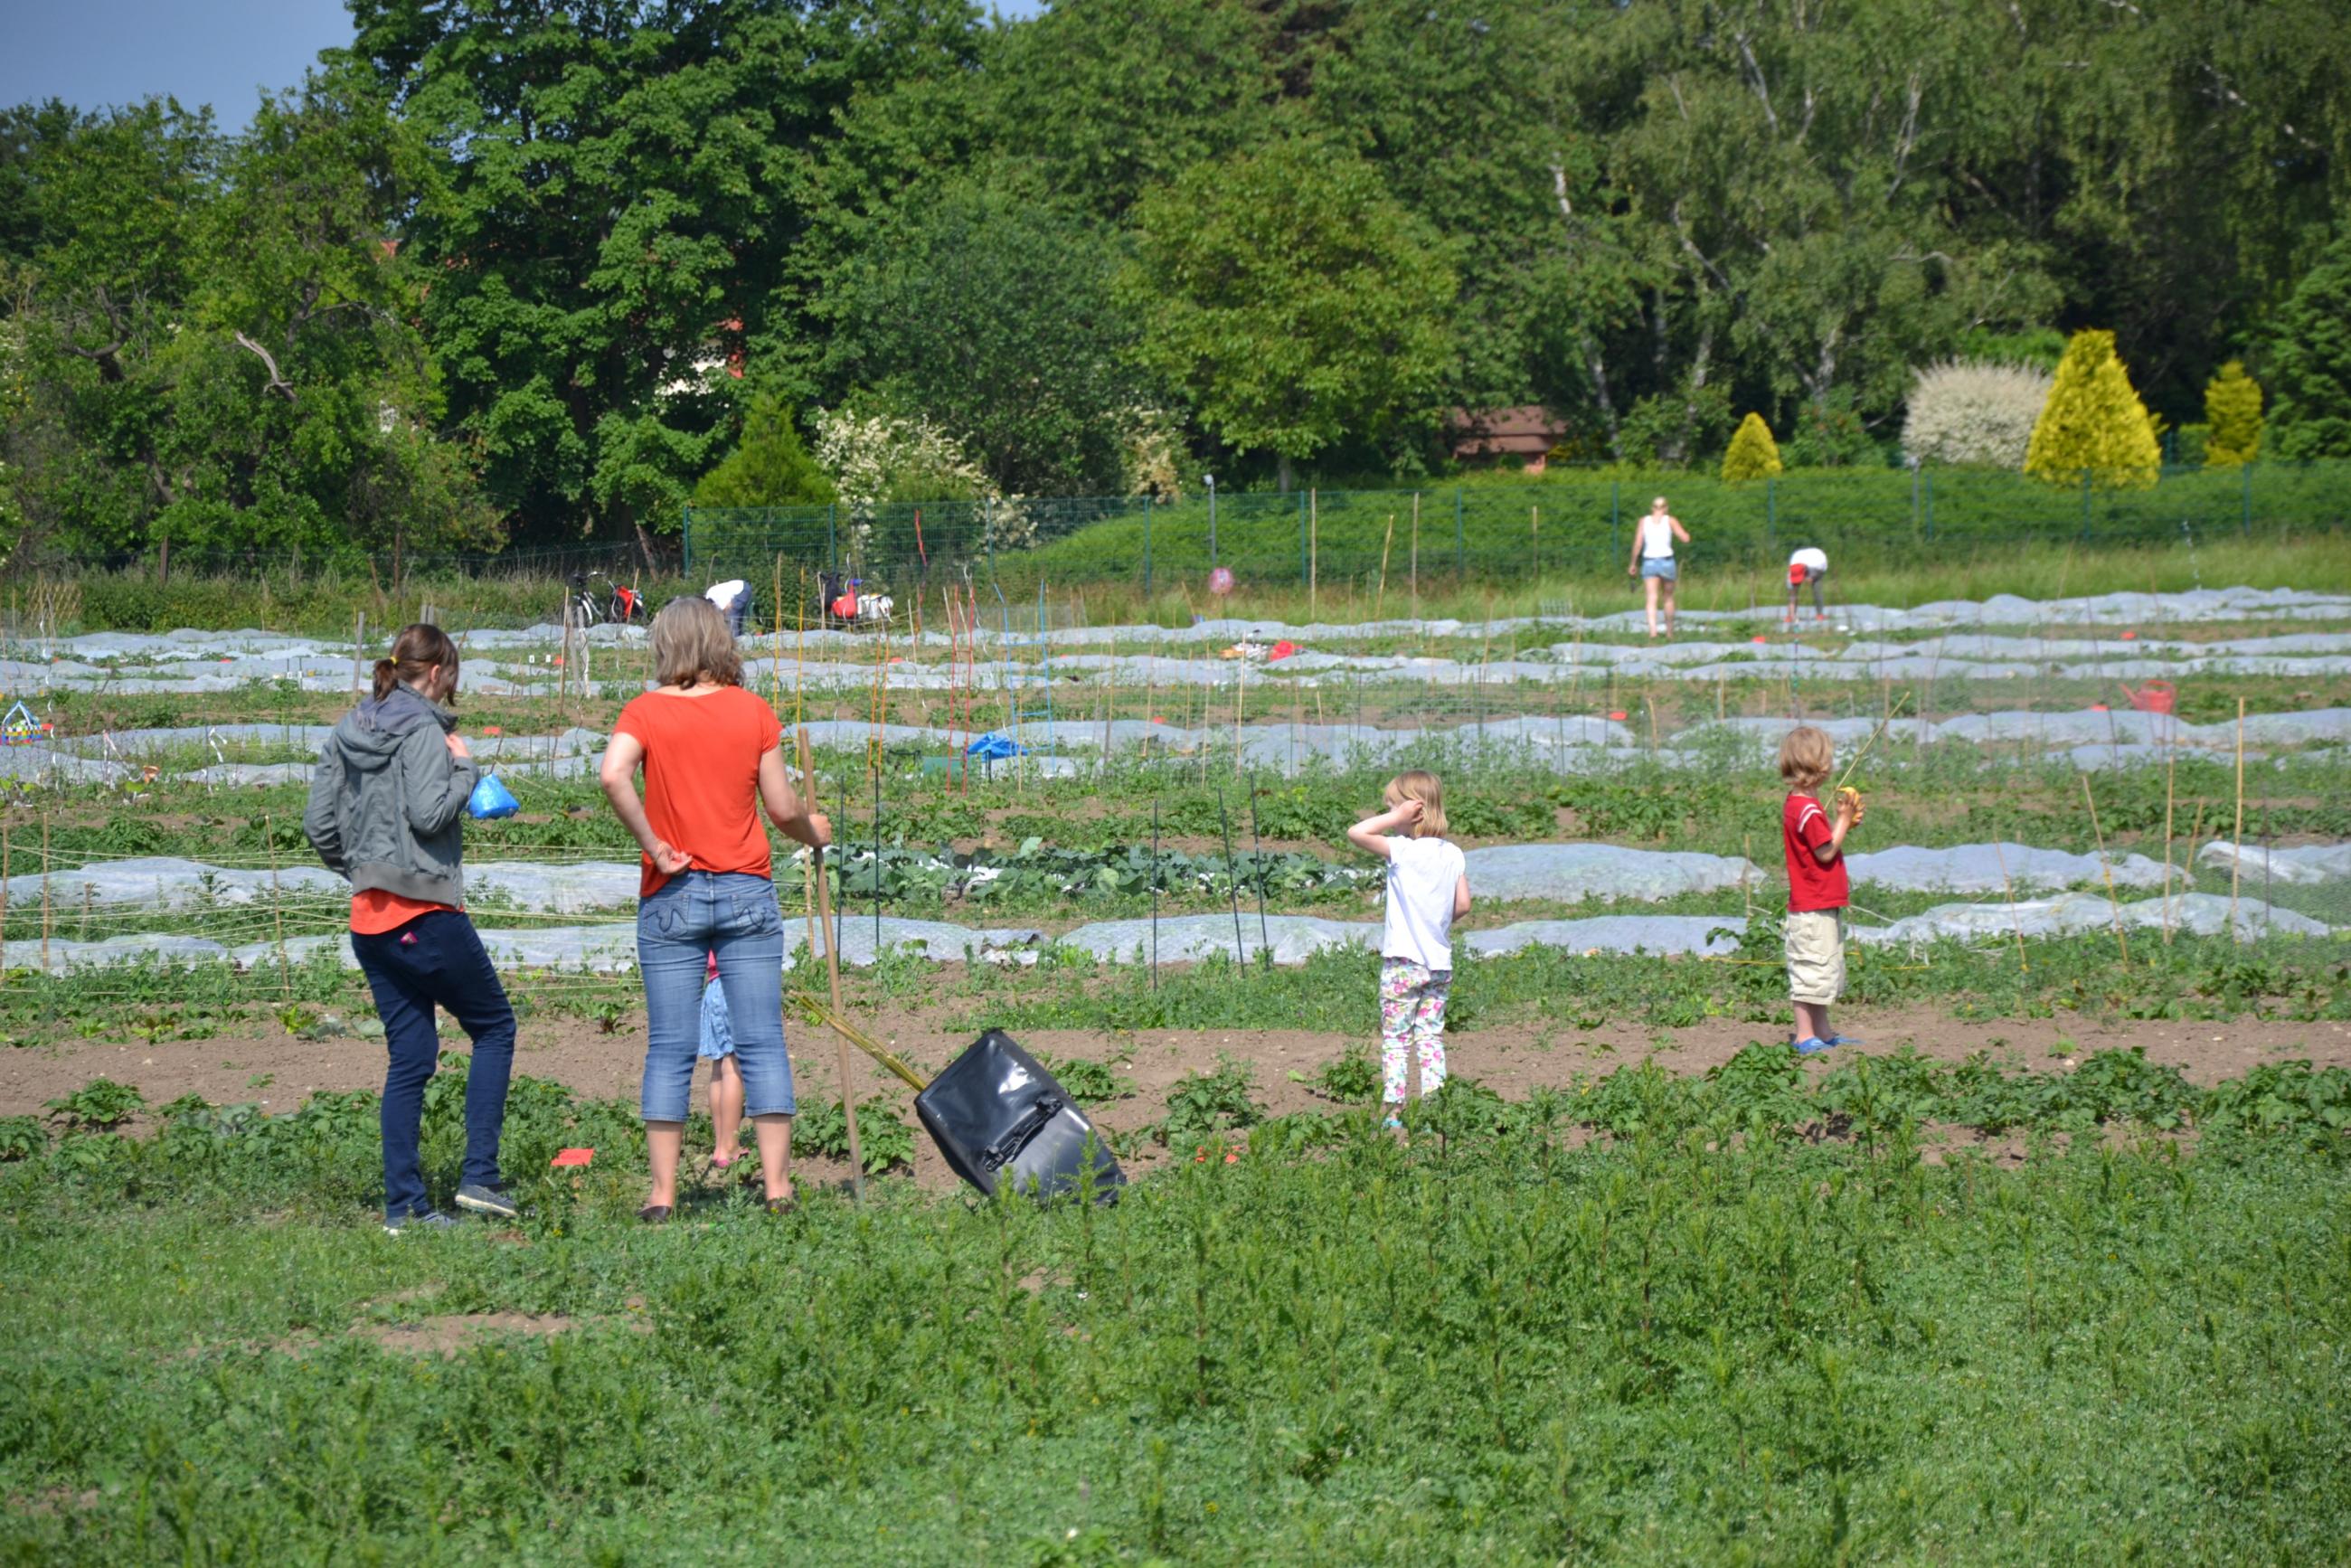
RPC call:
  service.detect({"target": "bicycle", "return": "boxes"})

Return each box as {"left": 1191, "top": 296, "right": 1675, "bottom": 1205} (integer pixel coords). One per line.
{"left": 566, "top": 570, "right": 644, "bottom": 628}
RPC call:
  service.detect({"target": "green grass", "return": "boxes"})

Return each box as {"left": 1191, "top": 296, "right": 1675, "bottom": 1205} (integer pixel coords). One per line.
{"left": 1, "top": 1082, "right": 2346, "bottom": 1562}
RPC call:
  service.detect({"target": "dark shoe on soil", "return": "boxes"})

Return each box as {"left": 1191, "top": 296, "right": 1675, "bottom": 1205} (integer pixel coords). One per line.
{"left": 384, "top": 1208, "right": 458, "bottom": 1236}
{"left": 637, "top": 1204, "right": 673, "bottom": 1225}
{"left": 454, "top": 1181, "right": 523, "bottom": 1221}
{"left": 764, "top": 1195, "right": 798, "bottom": 1216}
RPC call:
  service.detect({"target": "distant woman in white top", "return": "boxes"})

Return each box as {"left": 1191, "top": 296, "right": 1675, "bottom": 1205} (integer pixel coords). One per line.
{"left": 1626, "top": 496, "right": 1690, "bottom": 638}
{"left": 1345, "top": 770, "right": 1470, "bottom": 1130}
{"left": 1786, "top": 547, "right": 1829, "bottom": 624}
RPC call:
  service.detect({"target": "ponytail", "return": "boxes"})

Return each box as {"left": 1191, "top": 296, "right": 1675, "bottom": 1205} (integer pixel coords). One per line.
{"left": 373, "top": 623, "right": 460, "bottom": 704}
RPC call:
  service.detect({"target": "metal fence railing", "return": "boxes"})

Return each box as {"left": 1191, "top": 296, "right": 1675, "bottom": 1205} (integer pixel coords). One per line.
{"left": 685, "top": 461, "right": 2349, "bottom": 597}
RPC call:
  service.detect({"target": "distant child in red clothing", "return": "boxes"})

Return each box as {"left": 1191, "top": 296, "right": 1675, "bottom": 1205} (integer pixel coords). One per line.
{"left": 1777, "top": 726, "right": 1863, "bottom": 1055}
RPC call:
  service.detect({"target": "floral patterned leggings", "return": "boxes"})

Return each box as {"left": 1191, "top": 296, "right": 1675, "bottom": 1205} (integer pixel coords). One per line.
{"left": 1378, "top": 957, "right": 1451, "bottom": 1104}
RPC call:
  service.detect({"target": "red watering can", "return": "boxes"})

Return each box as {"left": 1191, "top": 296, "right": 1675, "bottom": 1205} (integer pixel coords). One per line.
{"left": 2119, "top": 680, "right": 2176, "bottom": 714}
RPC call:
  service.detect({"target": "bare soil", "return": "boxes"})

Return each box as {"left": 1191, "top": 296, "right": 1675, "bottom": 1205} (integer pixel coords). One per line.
{"left": 6, "top": 1006, "right": 2343, "bottom": 1194}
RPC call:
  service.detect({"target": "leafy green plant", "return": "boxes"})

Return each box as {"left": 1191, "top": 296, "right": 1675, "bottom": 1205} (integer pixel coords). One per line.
{"left": 1032, "top": 1051, "right": 1129, "bottom": 1105}
{"left": 0, "top": 1115, "right": 46, "bottom": 1161}
{"left": 44, "top": 1080, "right": 146, "bottom": 1131}
{"left": 1306, "top": 1042, "right": 1381, "bottom": 1104}
{"left": 1153, "top": 1056, "right": 1264, "bottom": 1147}
{"left": 794, "top": 1097, "right": 917, "bottom": 1175}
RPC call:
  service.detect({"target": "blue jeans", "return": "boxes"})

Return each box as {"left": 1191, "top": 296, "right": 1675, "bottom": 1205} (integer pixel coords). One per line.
{"left": 1640, "top": 557, "right": 1678, "bottom": 581}
{"left": 638, "top": 872, "right": 792, "bottom": 1121}
{"left": 351, "top": 911, "right": 517, "bottom": 1222}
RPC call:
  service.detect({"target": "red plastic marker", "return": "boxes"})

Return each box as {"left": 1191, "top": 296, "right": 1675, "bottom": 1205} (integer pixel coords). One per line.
{"left": 1608, "top": 710, "right": 1629, "bottom": 721}
{"left": 1752, "top": 635, "right": 1768, "bottom": 644}
{"left": 2090, "top": 704, "right": 2110, "bottom": 712}
{"left": 551, "top": 1148, "right": 594, "bottom": 1168}
{"left": 2120, "top": 630, "right": 2137, "bottom": 640}
{"left": 482, "top": 725, "right": 504, "bottom": 737}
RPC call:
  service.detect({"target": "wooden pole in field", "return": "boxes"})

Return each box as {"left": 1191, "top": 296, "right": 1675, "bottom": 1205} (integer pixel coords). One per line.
{"left": 1409, "top": 492, "right": 1420, "bottom": 625}
{"left": 2174, "top": 799, "right": 2206, "bottom": 943}
{"left": 1531, "top": 504, "right": 1539, "bottom": 579}
{"left": 2160, "top": 725, "right": 2177, "bottom": 943}
{"left": 2231, "top": 697, "right": 2246, "bottom": 944}
{"left": 39, "top": 811, "right": 50, "bottom": 977}
{"left": 266, "top": 814, "right": 293, "bottom": 999}
{"left": 2080, "top": 774, "right": 2128, "bottom": 964}
{"left": 771, "top": 555, "right": 784, "bottom": 711}
{"left": 1374, "top": 514, "right": 1395, "bottom": 623}
{"left": 796, "top": 725, "right": 864, "bottom": 1201}
{"left": 1308, "top": 489, "right": 1318, "bottom": 620}
{"left": 1990, "top": 838, "right": 2029, "bottom": 971}
{"left": 1, "top": 823, "right": 9, "bottom": 987}
{"left": 351, "top": 612, "right": 365, "bottom": 700}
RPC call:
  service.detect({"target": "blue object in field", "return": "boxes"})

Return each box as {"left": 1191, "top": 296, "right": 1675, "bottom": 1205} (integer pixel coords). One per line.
{"left": 467, "top": 774, "right": 520, "bottom": 819}
{"left": 965, "top": 732, "right": 1027, "bottom": 760}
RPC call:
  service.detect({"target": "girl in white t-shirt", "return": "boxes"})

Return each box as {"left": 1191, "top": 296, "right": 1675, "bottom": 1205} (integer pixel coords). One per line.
{"left": 1345, "top": 770, "right": 1472, "bottom": 1129}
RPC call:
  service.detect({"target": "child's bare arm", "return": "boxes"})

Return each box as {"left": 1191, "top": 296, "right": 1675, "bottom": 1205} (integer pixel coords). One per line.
{"left": 1345, "top": 802, "right": 1420, "bottom": 859}
{"left": 1452, "top": 872, "right": 1471, "bottom": 918}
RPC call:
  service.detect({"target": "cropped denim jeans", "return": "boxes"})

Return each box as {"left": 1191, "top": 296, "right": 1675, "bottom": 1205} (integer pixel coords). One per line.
{"left": 637, "top": 871, "right": 792, "bottom": 1123}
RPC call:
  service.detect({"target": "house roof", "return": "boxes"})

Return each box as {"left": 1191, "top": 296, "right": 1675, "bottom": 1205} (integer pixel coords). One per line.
{"left": 1449, "top": 405, "right": 1568, "bottom": 456}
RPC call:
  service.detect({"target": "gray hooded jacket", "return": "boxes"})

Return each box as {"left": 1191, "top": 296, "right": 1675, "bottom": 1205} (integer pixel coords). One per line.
{"left": 303, "top": 685, "right": 480, "bottom": 905}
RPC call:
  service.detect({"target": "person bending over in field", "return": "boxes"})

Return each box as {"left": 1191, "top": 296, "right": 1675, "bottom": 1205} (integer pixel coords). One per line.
{"left": 1777, "top": 726, "right": 1862, "bottom": 1055}
{"left": 1345, "top": 771, "right": 1470, "bottom": 1130}
{"left": 305, "top": 623, "right": 520, "bottom": 1234}
{"left": 599, "top": 596, "right": 829, "bottom": 1222}
{"left": 1786, "top": 547, "right": 1829, "bottom": 625}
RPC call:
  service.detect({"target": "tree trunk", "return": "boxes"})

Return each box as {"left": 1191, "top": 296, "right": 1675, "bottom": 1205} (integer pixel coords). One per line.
{"left": 1277, "top": 452, "right": 1294, "bottom": 495}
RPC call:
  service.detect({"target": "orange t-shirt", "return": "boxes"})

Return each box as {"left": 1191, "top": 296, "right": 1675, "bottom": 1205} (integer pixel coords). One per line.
{"left": 612, "top": 685, "right": 783, "bottom": 898}
{"left": 350, "top": 890, "right": 457, "bottom": 935}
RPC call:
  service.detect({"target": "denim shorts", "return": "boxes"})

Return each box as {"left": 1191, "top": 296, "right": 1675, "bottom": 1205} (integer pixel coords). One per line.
{"left": 698, "top": 980, "right": 736, "bottom": 1061}
{"left": 1640, "top": 557, "right": 1678, "bottom": 581}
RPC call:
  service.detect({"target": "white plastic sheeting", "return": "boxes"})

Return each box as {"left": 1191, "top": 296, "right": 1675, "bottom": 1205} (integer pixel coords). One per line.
{"left": 1851, "top": 891, "right": 2328, "bottom": 947}
{"left": 1462, "top": 844, "right": 1761, "bottom": 901}
{"left": 1845, "top": 843, "right": 2172, "bottom": 893}
{"left": 2195, "top": 840, "right": 2351, "bottom": 884}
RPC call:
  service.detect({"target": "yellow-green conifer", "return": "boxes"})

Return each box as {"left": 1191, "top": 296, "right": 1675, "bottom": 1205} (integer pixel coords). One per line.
{"left": 2203, "top": 360, "right": 2264, "bottom": 468}
{"left": 1721, "top": 411, "right": 1783, "bottom": 482}
{"left": 2024, "top": 329, "right": 2160, "bottom": 486}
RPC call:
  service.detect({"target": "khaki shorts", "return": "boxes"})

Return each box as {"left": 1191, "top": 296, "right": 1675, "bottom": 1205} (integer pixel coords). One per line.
{"left": 1784, "top": 908, "right": 1846, "bottom": 1004}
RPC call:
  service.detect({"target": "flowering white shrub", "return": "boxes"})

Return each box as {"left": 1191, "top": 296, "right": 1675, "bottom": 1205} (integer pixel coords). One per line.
{"left": 811, "top": 405, "right": 1034, "bottom": 555}
{"left": 1903, "top": 360, "right": 2054, "bottom": 469}
{"left": 1115, "top": 403, "right": 1188, "bottom": 500}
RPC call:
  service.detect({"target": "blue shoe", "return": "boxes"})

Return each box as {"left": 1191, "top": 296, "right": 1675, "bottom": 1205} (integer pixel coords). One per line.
{"left": 1383, "top": 1115, "right": 1404, "bottom": 1131}
{"left": 1792, "top": 1037, "right": 1836, "bottom": 1055}
{"left": 1819, "top": 1034, "right": 1864, "bottom": 1048}
{"left": 383, "top": 1208, "right": 458, "bottom": 1235}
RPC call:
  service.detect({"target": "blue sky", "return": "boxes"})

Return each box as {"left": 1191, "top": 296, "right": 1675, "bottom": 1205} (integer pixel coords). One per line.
{"left": 0, "top": 0, "right": 1045, "bottom": 131}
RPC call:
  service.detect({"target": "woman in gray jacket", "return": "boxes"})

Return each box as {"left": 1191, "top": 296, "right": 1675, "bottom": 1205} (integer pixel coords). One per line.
{"left": 305, "top": 623, "right": 518, "bottom": 1233}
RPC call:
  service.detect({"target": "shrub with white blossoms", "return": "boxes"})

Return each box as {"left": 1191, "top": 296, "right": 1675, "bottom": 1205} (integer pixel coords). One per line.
{"left": 1114, "top": 403, "right": 1188, "bottom": 501}
{"left": 1902, "top": 359, "right": 2054, "bottom": 469}
{"left": 811, "top": 405, "right": 1034, "bottom": 556}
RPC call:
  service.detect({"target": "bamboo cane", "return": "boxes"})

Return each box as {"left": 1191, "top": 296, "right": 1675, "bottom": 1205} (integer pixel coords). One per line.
{"left": 2160, "top": 723, "right": 2178, "bottom": 943}
{"left": 2232, "top": 697, "right": 2246, "bottom": 945}
{"left": 796, "top": 726, "right": 864, "bottom": 1201}
{"left": 1374, "top": 514, "right": 1395, "bottom": 623}
{"left": 1, "top": 823, "right": 9, "bottom": 987}
{"left": 2079, "top": 774, "right": 2129, "bottom": 964}
{"left": 1308, "top": 489, "right": 1318, "bottom": 619}
{"left": 266, "top": 814, "right": 292, "bottom": 999}
{"left": 1990, "top": 839, "right": 2029, "bottom": 971}
{"left": 39, "top": 811, "right": 50, "bottom": 977}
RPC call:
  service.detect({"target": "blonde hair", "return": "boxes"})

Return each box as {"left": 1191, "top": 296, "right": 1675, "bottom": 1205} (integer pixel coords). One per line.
{"left": 1778, "top": 726, "right": 1835, "bottom": 789}
{"left": 1383, "top": 770, "right": 1449, "bottom": 838}
{"left": 650, "top": 596, "right": 743, "bottom": 688}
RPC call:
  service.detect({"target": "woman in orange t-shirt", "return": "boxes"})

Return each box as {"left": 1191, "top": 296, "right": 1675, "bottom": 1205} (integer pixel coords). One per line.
{"left": 600, "top": 596, "right": 830, "bottom": 1221}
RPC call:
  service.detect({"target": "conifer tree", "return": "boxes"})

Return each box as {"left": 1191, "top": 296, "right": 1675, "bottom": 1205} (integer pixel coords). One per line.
{"left": 692, "top": 396, "right": 836, "bottom": 508}
{"left": 2270, "top": 231, "right": 2351, "bottom": 460}
{"left": 2202, "top": 361, "right": 2264, "bottom": 468}
{"left": 2024, "top": 330, "right": 2161, "bottom": 486}
{"left": 1720, "top": 411, "right": 1783, "bottom": 482}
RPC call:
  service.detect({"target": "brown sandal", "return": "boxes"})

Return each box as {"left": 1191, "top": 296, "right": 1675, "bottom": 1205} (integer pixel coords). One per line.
{"left": 637, "top": 1204, "right": 673, "bottom": 1225}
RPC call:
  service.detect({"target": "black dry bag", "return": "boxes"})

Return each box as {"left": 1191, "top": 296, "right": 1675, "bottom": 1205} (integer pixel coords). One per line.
{"left": 914, "top": 1030, "right": 1124, "bottom": 1204}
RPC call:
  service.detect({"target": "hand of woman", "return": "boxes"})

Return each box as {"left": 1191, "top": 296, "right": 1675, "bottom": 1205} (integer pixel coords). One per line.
{"left": 805, "top": 812, "right": 833, "bottom": 850}
{"left": 446, "top": 732, "right": 471, "bottom": 760}
{"left": 1626, "top": 563, "right": 1638, "bottom": 577}
{"left": 650, "top": 841, "right": 692, "bottom": 875}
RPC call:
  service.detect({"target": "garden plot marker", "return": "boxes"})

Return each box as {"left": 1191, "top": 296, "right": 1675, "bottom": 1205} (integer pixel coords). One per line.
{"left": 1216, "top": 786, "right": 1245, "bottom": 963}
{"left": 797, "top": 725, "right": 864, "bottom": 1202}
{"left": 1246, "top": 776, "right": 1270, "bottom": 955}
{"left": 2232, "top": 697, "right": 2245, "bottom": 944}
{"left": 2079, "top": 775, "right": 2129, "bottom": 965}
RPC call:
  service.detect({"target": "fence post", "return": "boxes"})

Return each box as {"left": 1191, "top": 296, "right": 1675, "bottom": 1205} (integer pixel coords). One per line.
{"left": 1610, "top": 481, "right": 1619, "bottom": 560}
{"left": 681, "top": 505, "right": 693, "bottom": 576}
{"left": 1766, "top": 477, "right": 1776, "bottom": 552}
{"left": 2079, "top": 469, "right": 2092, "bottom": 540}
{"left": 1297, "top": 491, "right": 1308, "bottom": 588}
{"left": 1453, "top": 486, "right": 1466, "bottom": 577}
{"left": 826, "top": 503, "right": 837, "bottom": 575}
{"left": 2242, "top": 462, "right": 2252, "bottom": 538}
{"left": 1143, "top": 496, "right": 1153, "bottom": 597}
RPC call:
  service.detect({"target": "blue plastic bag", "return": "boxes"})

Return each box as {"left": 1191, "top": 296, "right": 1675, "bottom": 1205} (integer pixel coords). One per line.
{"left": 467, "top": 774, "right": 519, "bottom": 819}
{"left": 965, "top": 732, "right": 1027, "bottom": 760}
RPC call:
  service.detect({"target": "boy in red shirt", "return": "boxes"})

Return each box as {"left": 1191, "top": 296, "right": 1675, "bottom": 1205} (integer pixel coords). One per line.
{"left": 1778, "top": 726, "right": 1862, "bottom": 1054}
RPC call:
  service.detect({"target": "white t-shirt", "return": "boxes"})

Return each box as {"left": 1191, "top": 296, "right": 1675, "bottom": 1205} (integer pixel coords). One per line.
{"left": 704, "top": 579, "right": 749, "bottom": 609}
{"left": 1640, "top": 515, "right": 1677, "bottom": 559}
{"left": 1789, "top": 548, "right": 1827, "bottom": 574}
{"left": 1383, "top": 835, "right": 1466, "bottom": 970}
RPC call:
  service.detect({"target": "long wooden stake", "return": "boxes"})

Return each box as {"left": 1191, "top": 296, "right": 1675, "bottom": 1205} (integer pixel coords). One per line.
{"left": 1308, "top": 489, "right": 1318, "bottom": 619}
{"left": 1, "top": 823, "right": 9, "bottom": 987}
{"left": 2160, "top": 723, "right": 2178, "bottom": 943}
{"left": 2080, "top": 774, "right": 2128, "bottom": 964}
{"left": 351, "top": 611, "right": 365, "bottom": 700}
{"left": 1990, "top": 839, "right": 2029, "bottom": 971}
{"left": 1374, "top": 514, "right": 1395, "bottom": 623}
{"left": 39, "top": 811, "right": 50, "bottom": 977}
{"left": 265, "top": 814, "right": 292, "bottom": 999}
{"left": 2175, "top": 799, "right": 2207, "bottom": 943}
{"left": 2231, "top": 697, "right": 2246, "bottom": 945}
{"left": 1408, "top": 493, "right": 1420, "bottom": 624}
{"left": 796, "top": 726, "right": 864, "bottom": 1200}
